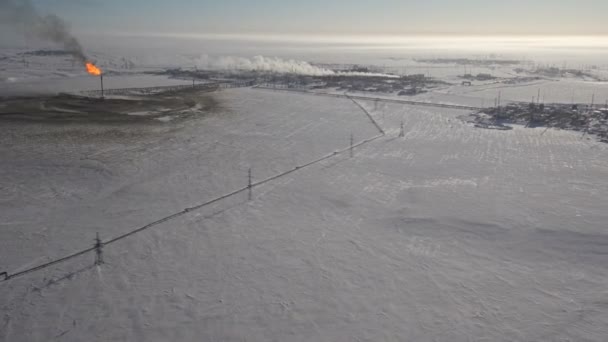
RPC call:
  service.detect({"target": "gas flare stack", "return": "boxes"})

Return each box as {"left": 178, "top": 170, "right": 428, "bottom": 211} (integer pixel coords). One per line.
{"left": 85, "top": 62, "right": 104, "bottom": 99}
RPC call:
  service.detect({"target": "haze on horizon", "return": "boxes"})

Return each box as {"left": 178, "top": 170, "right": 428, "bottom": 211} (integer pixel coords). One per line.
{"left": 26, "top": 0, "right": 608, "bottom": 37}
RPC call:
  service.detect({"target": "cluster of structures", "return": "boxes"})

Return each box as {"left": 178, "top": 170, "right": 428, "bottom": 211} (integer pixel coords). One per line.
{"left": 517, "top": 67, "right": 603, "bottom": 81}
{"left": 470, "top": 102, "right": 608, "bottom": 142}
{"left": 156, "top": 68, "right": 446, "bottom": 96}
{"left": 461, "top": 73, "right": 496, "bottom": 81}
{"left": 415, "top": 58, "right": 522, "bottom": 66}
{"left": 309, "top": 74, "right": 445, "bottom": 95}
{"left": 459, "top": 73, "right": 497, "bottom": 85}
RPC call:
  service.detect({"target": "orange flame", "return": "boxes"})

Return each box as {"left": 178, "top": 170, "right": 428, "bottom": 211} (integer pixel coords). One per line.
{"left": 85, "top": 62, "right": 102, "bottom": 76}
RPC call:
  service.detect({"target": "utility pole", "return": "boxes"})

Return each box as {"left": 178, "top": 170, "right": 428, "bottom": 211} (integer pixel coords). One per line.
{"left": 94, "top": 232, "right": 104, "bottom": 266}
{"left": 399, "top": 121, "right": 405, "bottom": 138}
{"left": 100, "top": 74, "right": 104, "bottom": 99}
{"left": 248, "top": 168, "right": 253, "bottom": 201}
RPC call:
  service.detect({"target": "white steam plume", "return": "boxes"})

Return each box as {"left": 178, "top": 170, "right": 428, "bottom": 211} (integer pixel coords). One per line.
{"left": 193, "top": 55, "right": 398, "bottom": 77}
{"left": 194, "top": 55, "right": 333, "bottom": 76}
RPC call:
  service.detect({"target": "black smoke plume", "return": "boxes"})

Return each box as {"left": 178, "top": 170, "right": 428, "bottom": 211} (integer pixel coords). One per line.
{"left": 0, "top": 0, "right": 87, "bottom": 62}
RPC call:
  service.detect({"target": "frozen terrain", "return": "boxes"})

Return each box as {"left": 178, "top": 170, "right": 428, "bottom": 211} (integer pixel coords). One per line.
{"left": 1, "top": 87, "right": 607, "bottom": 341}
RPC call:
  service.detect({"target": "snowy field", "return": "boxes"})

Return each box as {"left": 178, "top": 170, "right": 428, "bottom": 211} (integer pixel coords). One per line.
{"left": 1, "top": 88, "right": 607, "bottom": 341}
{"left": 298, "top": 77, "right": 608, "bottom": 109}
{"left": 442, "top": 79, "right": 608, "bottom": 105}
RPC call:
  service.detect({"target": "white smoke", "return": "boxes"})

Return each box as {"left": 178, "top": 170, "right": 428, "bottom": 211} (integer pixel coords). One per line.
{"left": 338, "top": 71, "right": 400, "bottom": 78}
{"left": 193, "top": 55, "right": 399, "bottom": 78}
{"left": 194, "top": 55, "right": 334, "bottom": 76}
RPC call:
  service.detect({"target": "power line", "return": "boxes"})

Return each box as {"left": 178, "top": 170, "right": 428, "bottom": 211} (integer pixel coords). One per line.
{"left": 1, "top": 112, "right": 388, "bottom": 284}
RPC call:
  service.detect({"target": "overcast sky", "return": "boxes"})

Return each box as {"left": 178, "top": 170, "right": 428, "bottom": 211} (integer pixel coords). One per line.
{"left": 31, "top": 0, "right": 608, "bottom": 36}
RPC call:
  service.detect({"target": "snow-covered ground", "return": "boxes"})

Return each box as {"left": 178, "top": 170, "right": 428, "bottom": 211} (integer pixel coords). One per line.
{"left": 432, "top": 78, "right": 608, "bottom": 105}
{"left": 295, "top": 76, "right": 608, "bottom": 109}
{"left": 1, "top": 88, "right": 607, "bottom": 341}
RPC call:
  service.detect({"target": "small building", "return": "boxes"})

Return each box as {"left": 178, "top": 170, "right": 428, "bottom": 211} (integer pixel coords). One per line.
{"left": 476, "top": 73, "right": 494, "bottom": 81}
{"left": 399, "top": 87, "right": 420, "bottom": 96}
